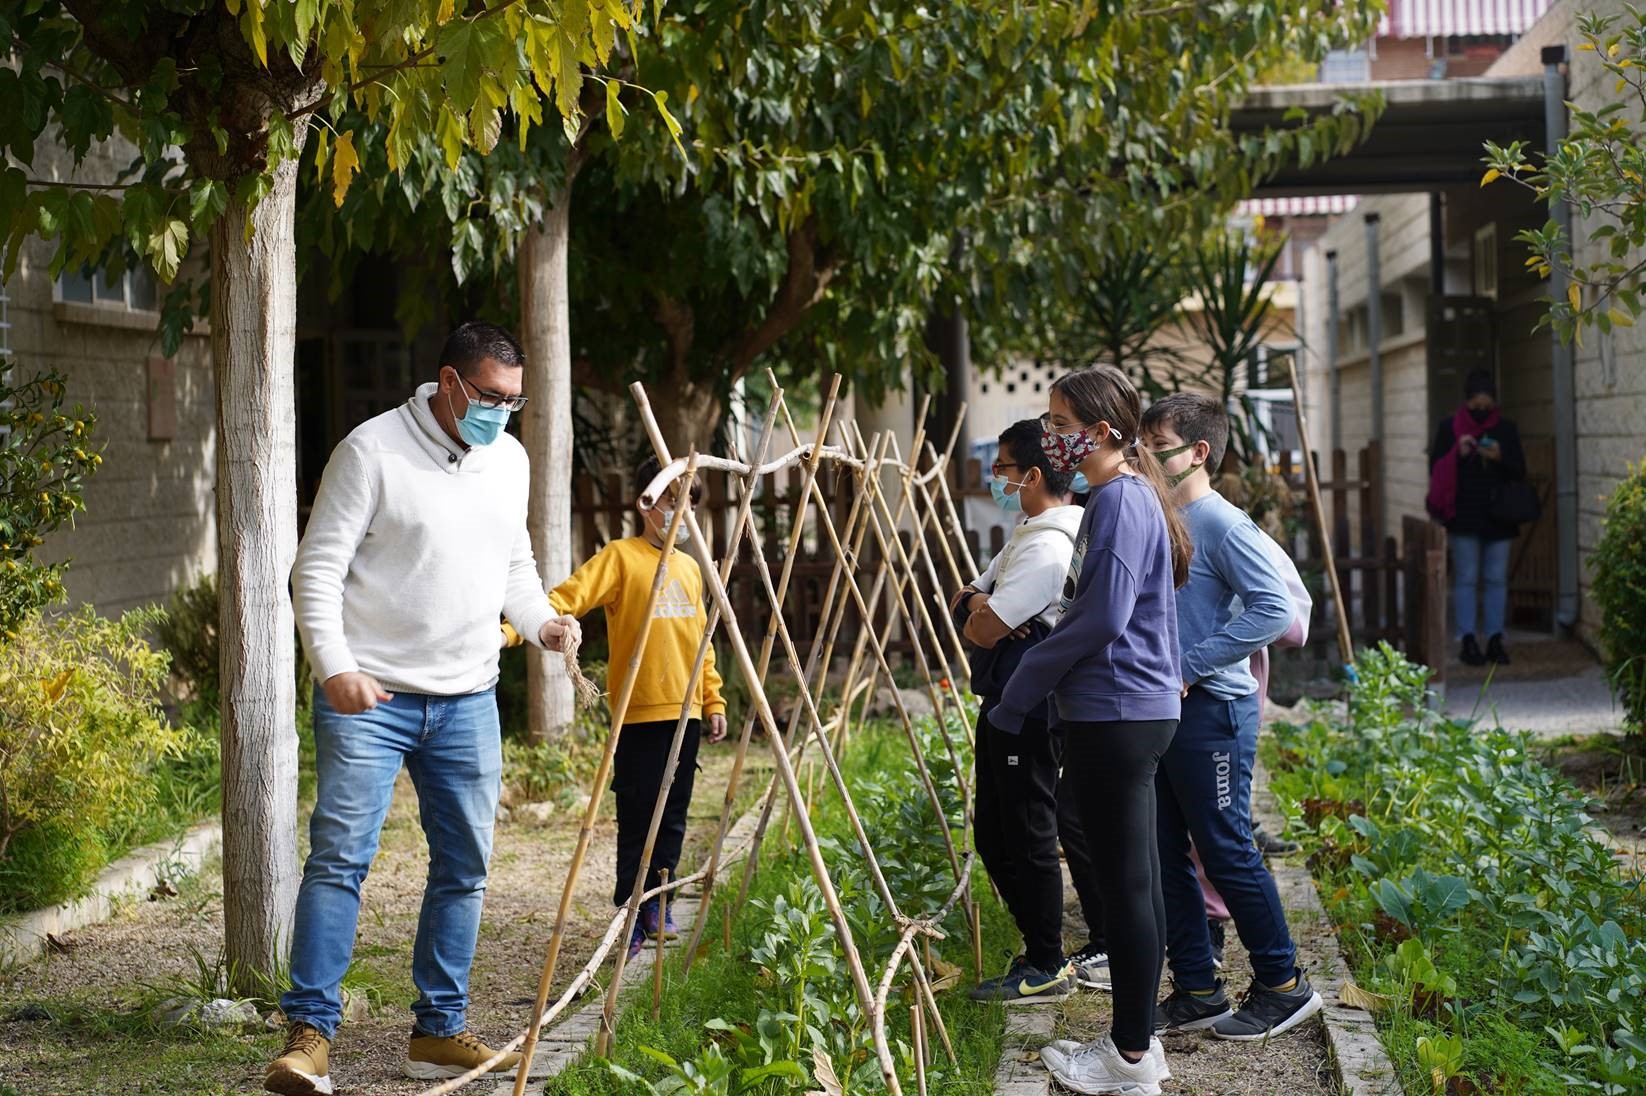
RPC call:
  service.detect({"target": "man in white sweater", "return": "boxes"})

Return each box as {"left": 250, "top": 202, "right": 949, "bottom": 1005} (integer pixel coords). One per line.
{"left": 270, "top": 322, "right": 578, "bottom": 1095}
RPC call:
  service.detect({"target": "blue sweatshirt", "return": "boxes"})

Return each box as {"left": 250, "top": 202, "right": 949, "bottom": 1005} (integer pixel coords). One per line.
{"left": 1177, "top": 491, "right": 1293, "bottom": 699}
{"left": 988, "top": 474, "right": 1182, "bottom": 732}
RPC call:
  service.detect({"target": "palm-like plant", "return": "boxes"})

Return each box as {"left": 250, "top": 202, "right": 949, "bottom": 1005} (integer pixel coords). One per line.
{"left": 1182, "top": 230, "right": 1287, "bottom": 467}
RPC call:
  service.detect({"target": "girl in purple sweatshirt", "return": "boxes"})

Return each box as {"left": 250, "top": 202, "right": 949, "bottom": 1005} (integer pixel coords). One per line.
{"left": 989, "top": 365, "right": 1190, "bottom": 1095}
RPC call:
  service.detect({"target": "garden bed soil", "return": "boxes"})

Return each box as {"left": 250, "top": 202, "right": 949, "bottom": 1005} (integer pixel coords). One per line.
{"left": 0, "top": 747, "right": 762, "bottom": 1096}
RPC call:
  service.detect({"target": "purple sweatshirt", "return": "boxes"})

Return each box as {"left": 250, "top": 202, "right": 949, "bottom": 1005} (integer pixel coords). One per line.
{"left": 987, "top": 473, "right": 1182, "bottom": 732}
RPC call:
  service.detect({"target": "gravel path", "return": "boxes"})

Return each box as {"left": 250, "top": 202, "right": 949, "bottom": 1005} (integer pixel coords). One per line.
{"left": 0, "top": 746, "right": 760, "bottom": 1096}
{"left": 1441, "top": 630, "right": 1624, "bottom": 738}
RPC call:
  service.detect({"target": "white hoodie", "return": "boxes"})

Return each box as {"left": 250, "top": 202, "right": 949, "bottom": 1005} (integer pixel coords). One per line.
{"left": 290, "top": 382, "right": 555, "bottom": 696}
{"left": 971, "top": 504, "right": 1084, "bottom": 630}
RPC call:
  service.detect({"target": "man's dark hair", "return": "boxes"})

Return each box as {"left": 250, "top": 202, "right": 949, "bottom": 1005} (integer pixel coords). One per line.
{"left": 636, "top": 455, "right": 704, "bottom": 504}
{"left": 1142, "top": 392, "right": 1230, "bottom": 471}
{"left": 999, "top": 418, "right": 1072, "bottom": 497}
{"left": 440, "top": 321, "right": 525, "bottom": 377}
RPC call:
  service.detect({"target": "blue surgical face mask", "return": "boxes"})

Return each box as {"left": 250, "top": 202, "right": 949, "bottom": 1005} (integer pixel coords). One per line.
{"left": 1069, "top": 471, "right": 1090, "bottom": 495}
{"left": 446, "top": 380, "right": 513, "bottom": 447}
{"left": 989, "top": 475, "right": 1024, "bottom": 513}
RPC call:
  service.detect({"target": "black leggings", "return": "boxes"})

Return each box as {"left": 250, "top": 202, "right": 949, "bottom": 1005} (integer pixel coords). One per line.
{"left": 973, "top": 704, "right": 1064, "bottom": 970}
{"left": 1061, "top": 718, "right": 1178, "bottom": 1054}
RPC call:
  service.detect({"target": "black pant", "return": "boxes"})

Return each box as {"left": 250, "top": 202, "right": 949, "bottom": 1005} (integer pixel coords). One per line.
{"left": 973, "top": 703, "right": 1064, "bottom": 970}
{"left": 612, "top": 719, "right": 701, "bottom": 908}
{"left": 1061, "top": 718, "right": 1178, "bottom": 1054}
{"left": 1055, "top": 749, "right": 1108, "bottom": 950}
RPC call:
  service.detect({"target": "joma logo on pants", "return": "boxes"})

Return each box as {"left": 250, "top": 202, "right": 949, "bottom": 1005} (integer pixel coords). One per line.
{"left": 1213, "top": 751, "right": 1232, "bottom": 810}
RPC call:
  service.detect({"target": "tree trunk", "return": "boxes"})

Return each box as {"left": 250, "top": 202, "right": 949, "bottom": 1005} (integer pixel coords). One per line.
{"left": 655, "top": 379, "right": 724, "bottom": 455}
{"left": 213, "top": 155, "right": 301, "bottom": 991}
{"left": 519, "top": 180, "right": 576, "bottom": 743}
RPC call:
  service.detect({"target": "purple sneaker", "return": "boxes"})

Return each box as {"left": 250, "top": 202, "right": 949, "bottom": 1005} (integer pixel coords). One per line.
{"left": 640, "top": 899, "right": 680, "bottom": 942}
{"left": 626, "top": 918, "right": 646, "bottom": 960}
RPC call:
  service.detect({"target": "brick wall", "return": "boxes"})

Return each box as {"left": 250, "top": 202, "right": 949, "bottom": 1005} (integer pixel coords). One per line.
{"left": 10, "top": 135, "right": 217, "bottom": 617}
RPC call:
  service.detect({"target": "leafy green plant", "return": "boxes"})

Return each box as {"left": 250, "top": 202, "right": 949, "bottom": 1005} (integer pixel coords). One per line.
{"left": 1591, "top": 461, "right": 1646, "bottom": 736}
{"left": 1483, "top": 8, "right": 1646, "bottom": 344}
{"left": 1269, "top": 644, "right": 1646, "bottom": 1093}
{"left": 154, "top": 572, "right": 220, "bottom": 707}
{"left": 0, "top": 365, "right": 101, "bottom": 636}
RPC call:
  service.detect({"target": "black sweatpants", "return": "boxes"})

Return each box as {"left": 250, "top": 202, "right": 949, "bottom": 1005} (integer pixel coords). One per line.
{"left": 1061, "top": 718, "right": 1178, "bottom": 1054}
{"left": 1055, "top": 752, "right": 1109, "bottom": 950}
{"left": 612, "top": 719, "right": 701, "bottom": 908}
{"left": 973, "top": 701, "right": 1064, "bottom": 971}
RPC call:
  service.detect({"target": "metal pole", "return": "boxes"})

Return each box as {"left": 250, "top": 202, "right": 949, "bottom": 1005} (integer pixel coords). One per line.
{"left": 1326, "top": 249, "right": 1341, "bottom": 454}
{"left": 1544, "top": 43, "right": 1579, "bottom": 633}
{"left": 1364, "top": 212, "right": 1384, "bottom": 538}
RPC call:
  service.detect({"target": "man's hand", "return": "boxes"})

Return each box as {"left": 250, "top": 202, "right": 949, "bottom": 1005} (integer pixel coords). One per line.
{"left": 539, "top": 614, "right": 581, "bottom": 652}
{"left": 706, "top": 712, "right": 728, "bottom": 743}
{"left": 324, "top": 671, "right": 392, "bottom": 715}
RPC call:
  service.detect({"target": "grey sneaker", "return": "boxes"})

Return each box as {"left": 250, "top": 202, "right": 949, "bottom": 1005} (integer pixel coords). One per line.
{"left": 1212, "top": 971, "right": 1324, "bottom": 1041}
{"left": 1154, "top": 982, "right": 1234, "bottom": 1031}
{"left": 1040, "top": 1034, "right": 1161, "bottom": 1095}
{"left": 969, "top": 956, "right": 1075, "bottom": 1002}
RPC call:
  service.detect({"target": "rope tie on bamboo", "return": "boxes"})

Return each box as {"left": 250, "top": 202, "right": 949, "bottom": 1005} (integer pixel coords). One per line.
{"left": 560, "top": 627, "right": 603, "bottom": 710}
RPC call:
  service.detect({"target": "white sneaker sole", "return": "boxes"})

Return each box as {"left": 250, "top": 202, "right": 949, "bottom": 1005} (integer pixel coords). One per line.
{"left": 1045, "top": 1064, "right": 1162, "bottom": 1096}
{"left": 1212, "top": 990, "right": 1324, "bottom": 1041}
{"left": 264, "top": 1066, "right": 334, "bottom": 1095}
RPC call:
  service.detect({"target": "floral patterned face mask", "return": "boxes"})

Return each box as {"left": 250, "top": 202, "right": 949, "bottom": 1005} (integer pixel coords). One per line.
{"left": 1040, "top": 422, "right": 1122, "bottom": 472}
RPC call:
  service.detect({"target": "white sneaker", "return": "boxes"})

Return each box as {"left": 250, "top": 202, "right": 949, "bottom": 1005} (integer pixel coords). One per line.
{"left": 1040, "top": 1033, "right": 1162, "bottom": 1095}
{"left": 1044, "top": 1036, "right": 1170, "bottom": 1082}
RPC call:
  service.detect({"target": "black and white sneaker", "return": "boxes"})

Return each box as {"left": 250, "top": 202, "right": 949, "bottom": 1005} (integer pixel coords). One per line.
{"left": 1212, "top": 970, "right": 1324, "bottom": 1041}
{"left": 1153, "top": 982, "right": 1233, "bottom": 1032}
{"left": 1208, "top": 918, "right": 1226, "bottom": 970}
{"left": 969, "top": 956, "right": 1075, "bottom": 1003}
{"left": 1067, "top": 941, "right": 1112, "bottom": 991}
{"left": 1253, "top": 823, "right": 1300, "bottom": 857}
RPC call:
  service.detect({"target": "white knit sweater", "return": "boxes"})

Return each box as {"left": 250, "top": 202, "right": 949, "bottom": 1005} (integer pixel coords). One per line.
{"left": 291, "top": 383, "right": 555, "bottom": 696}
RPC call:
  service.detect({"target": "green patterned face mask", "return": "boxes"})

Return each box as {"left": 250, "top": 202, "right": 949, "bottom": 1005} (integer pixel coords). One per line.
{"left": 1151, "top": 443, "right": 1203, "bottom": 486}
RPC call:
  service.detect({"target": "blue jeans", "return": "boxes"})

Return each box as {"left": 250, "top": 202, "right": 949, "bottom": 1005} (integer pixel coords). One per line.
{"left": 281, "top": 686, "right": 502, "bottom": 1039}
{"left": 1452, "top": 533, "right": 1510, "bottom": 640}
{"left": 1156, "top": 688, "right": 1296, "bottom": 989}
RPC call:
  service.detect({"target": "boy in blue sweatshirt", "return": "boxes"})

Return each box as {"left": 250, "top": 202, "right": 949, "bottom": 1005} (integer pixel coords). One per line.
{"left": 1141, "top": 394, "right": 1324, "bottom": 1042}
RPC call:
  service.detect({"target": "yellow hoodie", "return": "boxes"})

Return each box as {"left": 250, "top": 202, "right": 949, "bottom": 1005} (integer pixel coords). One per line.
{"left": 505, "top": 537, "right": 725, "bottom": 726}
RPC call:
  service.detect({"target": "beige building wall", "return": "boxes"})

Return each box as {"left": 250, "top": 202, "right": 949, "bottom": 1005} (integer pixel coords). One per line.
{"left": 1300, "top": 0, "right": 1646, "bottom": 644}
{"left": 6, "top": 136, "right": 217, "bottom": 617}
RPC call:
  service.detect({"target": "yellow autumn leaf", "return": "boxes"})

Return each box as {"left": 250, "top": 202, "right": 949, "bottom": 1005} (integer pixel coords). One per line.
{"left": 1579, "top": 41, "right": 1596, "bottom": 51}
{"left": 331, "top": 131, "right": 360, "bottom": 208}
{"left": 1569, "top": 283, "right": 1582, "bottom": 311}
{"left": 1612, "top": 308, "right": 1635, "bottom": 328}
{"left": 1608, "top": 42, "right": 1620, "bottom": 57}
{"left": 1480, "top": 168, "right": 1501, "bottom": 187}
{"left": 437, "top": 0, "right": 456, "bottom": 23}
{"left": 41, "top": 669, "right": 73, "bottom": 703}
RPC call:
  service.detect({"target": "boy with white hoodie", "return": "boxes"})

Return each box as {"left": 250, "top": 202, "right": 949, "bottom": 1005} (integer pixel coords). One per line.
{"left": 951, "top": 418, "right": 1088, "bottom": 1001}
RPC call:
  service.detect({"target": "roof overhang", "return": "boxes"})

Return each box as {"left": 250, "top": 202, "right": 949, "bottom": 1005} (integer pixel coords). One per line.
{"left": 1234, "top": 76, "right": 1547, "bottom": 197}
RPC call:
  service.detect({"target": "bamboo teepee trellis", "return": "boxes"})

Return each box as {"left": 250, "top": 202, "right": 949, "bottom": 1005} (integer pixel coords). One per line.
{"left": 415, "top": 374, "right": 983, "bottom": 1096}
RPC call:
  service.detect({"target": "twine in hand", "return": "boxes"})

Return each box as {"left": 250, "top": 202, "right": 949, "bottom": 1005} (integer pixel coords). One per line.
{"left": 558, "top": 626, "right": 603, "bottom": 710}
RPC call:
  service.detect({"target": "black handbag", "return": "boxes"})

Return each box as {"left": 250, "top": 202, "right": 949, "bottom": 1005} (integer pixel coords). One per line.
{"left": 1489, "top": 480, "right": 1541, "bottom": 525}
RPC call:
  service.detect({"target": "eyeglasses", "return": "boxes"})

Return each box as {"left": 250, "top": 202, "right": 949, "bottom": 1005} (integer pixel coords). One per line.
{"left": 457, "top": 373, "right": 528, "bottom": 412}
{"left": 990, "top": 461, "right": 1020, "bottom": 477}
{"left": 1038, "top": 412, "right": 1122, "bottom": 442}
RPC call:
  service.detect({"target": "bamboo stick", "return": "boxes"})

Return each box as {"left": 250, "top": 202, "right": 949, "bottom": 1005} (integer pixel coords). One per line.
{"left": 651, "top": 868, "right": 668, "bottom": 1022}
{"left": 1287, "top": 356, "right": 1355, "bottom": 665}
{"left": 510, "top": 465, "right": 702, "bottom": 1095}
{"left": 628, "top": 382, "right": 904, "bottom": 1096}
{"left": 912, "top": 1005, "right": 929, "bottom": 1096}
{"left": 929, "top": 412, "right": 981, "bottom": 579}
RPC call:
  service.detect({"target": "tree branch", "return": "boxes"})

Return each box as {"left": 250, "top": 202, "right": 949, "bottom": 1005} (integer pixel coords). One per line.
{"left": 719, "top": 218, "right": 838, "bottom": 380}
{"left": 10, "top": 35, "right": 136, "bottom": 111}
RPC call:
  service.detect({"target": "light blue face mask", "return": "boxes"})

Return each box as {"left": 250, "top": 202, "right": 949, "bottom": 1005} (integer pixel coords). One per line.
{"left": 989, "top": 475, "right": 1024, "bottom": 513}
{"left": 447, "top": 376, "right": 515, "bottom": 447}
{"left": 1069, "top": 471, "right": 1090, "bottom": 494}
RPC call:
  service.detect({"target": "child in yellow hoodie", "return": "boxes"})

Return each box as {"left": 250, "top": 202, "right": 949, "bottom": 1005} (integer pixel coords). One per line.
{"left": 509, "top": 456, "right": 726, "bottom": 958}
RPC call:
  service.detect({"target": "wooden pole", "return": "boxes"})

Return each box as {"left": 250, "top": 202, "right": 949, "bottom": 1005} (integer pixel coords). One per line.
{"left": 650, "top": 868, "right": 668, "bottom": 1022}
{"left": 1287, "top": 356, "right": 1355, "bottom": 666}
{"left": 912, "top": 1005, "right": 929, "bottom": 1096}
{"left": 628, "top": 382, "right": 904, "bottom": 1096}
{"left": 512, "top": 465, "right": 702, "bottom": 1094}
